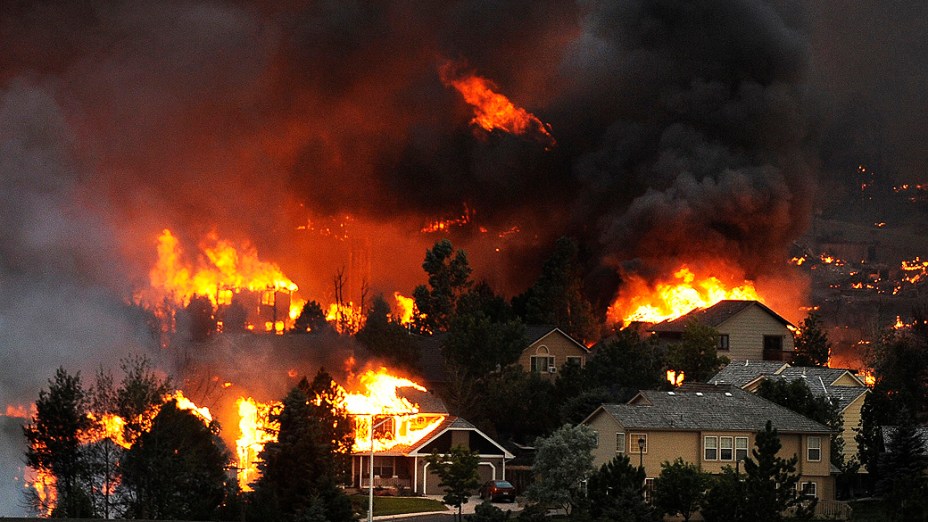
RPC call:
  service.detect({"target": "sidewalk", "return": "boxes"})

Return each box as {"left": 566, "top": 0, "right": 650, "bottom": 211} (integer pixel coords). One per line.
{"left": 372, "top": 495, "right": 522, "bottom": 521}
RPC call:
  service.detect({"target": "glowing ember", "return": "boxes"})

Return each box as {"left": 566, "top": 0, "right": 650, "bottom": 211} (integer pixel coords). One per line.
{"left": 4, "top": 404, "right": 30, "bottom": 418}
{"left": 27, "top": 468, "right": 56, "bottom": 516}
{"left": 439, "top": 61, "right": 556, "bottom": 149}
{"left": 608, "top": 266, "right": 761, "bottom": 326}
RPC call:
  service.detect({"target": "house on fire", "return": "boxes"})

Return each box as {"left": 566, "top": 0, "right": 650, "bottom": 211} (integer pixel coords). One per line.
{"left": 709, "top": 361, "right": 869, "bottom": 460}
{"left": 581, "top": 384, "right": 836, "bottom": 504}
{"left": 650, "top": 300, "right": 795, "bottom": 362}
{"left": 349, "top": 389, "right": 514, "bottom": 495}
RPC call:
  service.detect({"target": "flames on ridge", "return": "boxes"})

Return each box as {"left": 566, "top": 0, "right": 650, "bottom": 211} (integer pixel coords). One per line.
{"left": 608, "top": 265, "right": 762, "bottom": 327}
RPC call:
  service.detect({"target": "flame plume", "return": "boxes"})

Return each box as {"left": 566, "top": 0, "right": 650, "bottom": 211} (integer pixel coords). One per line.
{"left": 440, "top": 61, "right": 556, "bottom": 149}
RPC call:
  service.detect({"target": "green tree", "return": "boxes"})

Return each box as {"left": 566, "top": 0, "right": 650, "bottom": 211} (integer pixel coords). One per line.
{"left": 585, "top": 329, "right": 667, "bottom": 393}
{"left": 666, "top": 320, "right": 728, "bottom": 383}
{"left": 22, "top": 367, "right": 92, "bottom": 517}
{"left": 653, "top": 458, "right": 709, "bottom": 522}
{"left": 741, "top": 421, "right": 814, "bottom": 522}
{"left": 254, "top": 376, "right": 354, "bottom": 522}
{"left": 120, "top": 400, "right": 228, "bottom": 519}
{"left": 442, "top": 312, "right": 525, "bottom": 378}
{"left": 701, "top": 467, "right": 745, "bottom": 522}
{"left": 866, "top": 330, "right": 928, "bottom": 422}
{"left": 587, "top": 453, "right": 657, "bottom": 521}
{"left": 527, "top": 424, "right": 596, "bottom": 514}
{"left": 755, "top": 378, "right": 850, "bottom": 471}
{"left": 481, "top": 367, "right": 559, "bottom": 444}
{"left": 877, "top": 408, "right": 928, "bottom": 521}
{"left": 293, "top": 300, "right": 331, "bottom": 334}
{"left": 516, "top": 237, "right": 600, "bottom": 343}
{"left": 792, "top": 313, "right": 830, "bottom": 366}
{"left": 180, "top": 293, "right": 217, "bottom": 341}
{"left": 355, "top": 295, "right": 419, "bottom": 371}
{"left": 426, "top": 445, "right": 481, "bottom": 522}
{"left": 412, "top": 239, "right": 473, "bottom": 333}
{"left": 855, "top": 392, "right": 884, "bottom": 481}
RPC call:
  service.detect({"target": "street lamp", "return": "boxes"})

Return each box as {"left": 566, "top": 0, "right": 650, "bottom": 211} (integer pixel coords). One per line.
{"left": 637, "top": 437, "right": 645, "bottom": 470}
{"left": 368, "top": 416, "right": 391, "bottom": 522}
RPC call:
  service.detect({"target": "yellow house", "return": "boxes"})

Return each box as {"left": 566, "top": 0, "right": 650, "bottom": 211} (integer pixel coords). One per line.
{"left": 517, "top": 326, "right": 590, "bottom": 379}
{"left": 650, "top": 300, "right": 795, "bottom": 362}
{"left": 582, "top": 384, "right": 835, "bottom": 504}
{"left": 710, "top": 361, "right": 869, "bottom": 461}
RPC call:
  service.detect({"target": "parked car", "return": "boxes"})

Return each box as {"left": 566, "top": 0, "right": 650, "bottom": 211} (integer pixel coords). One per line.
{"left": 479, "top": 480, "right": 516, "bottom": 502}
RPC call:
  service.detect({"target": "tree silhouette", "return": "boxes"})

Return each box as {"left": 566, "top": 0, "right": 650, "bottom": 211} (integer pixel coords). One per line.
{"left": 412, "top": 239, "right": 472, "bottom": 333}
{"left": 426, "top": 445, "right": 481, "bottom": 522}
{"left": 792, "top": 313, "right": 830, "bottom": 366}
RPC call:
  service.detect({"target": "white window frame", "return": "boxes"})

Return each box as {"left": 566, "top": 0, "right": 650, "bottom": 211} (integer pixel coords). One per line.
{"left": 592, "top": 430, "right": 599, "bottom": 448}
{"left": 807, "top": 436, "right": 821, "bottom": 462}
{"left": 630, "top": 433, "right": 648, "bottom": 454}
{"left": 720, "top": 436, "right": 733, "bottom": 461}
{"left": 616, "top": 432, "right": 626, "bottom": 455}
{"left": 565, "top": 355, "right": 583, "bottom": 367}
{"left": 798, "top": 481, "right": 817, "bottom": 498}
{"left": 644, "top": 478, "right": 655, "bottom": 504}
{"left": 718, "top": 334, "right": 730, "bottom": 350}
{"left": 530, "top": 355, "right": 555, "bottom": 373}
{"left": 704, "top": 436, "right": 718, "bottom": 461}
{"left": 735, "top": 436, "right": 749, "bottom": 462}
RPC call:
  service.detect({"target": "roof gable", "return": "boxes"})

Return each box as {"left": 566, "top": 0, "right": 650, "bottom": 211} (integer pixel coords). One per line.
{"left": 650, "top": 300, "right": 794, "bottom": 333}
{"left": 407, "top": 417, "right": 515, "bottom": 458}
{"left": 523, "top": 325, "right": 589, "bottom": 354}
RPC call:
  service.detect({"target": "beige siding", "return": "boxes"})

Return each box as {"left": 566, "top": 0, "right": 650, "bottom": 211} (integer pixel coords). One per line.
{"left": 717, "top": 305, "right": 795, "bottom": 361}
{"left": 586, "top": 410, "right": 625, "bottom": 469}
{"left": 841, "top": 392, "right": 868, "bottom": 459}
{"left": 517, "top": 330, "right": 588, "bottom": 379}
{"left": 832, "top": 373, "right": 864, "bottom": 387}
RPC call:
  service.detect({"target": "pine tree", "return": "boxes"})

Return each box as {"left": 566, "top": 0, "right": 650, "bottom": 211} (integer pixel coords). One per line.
{"left": 426, "top": 445, "right": 481, "bottom": 522}
{"left": 877, "top": 408, "right": 928, "bottom": 520}
{"left": 653, "top": 458, "right": 708, "bottom": 522}
{"left": 792, "top": 313, "right": 830, "bottom": 366}
{"left": 587, "top": 454, "right": 657, "bottom": 521}
{"left": 740, "top": 421, "right": 814, "bottom": 522}
{"left": 412, "top": 239, "right": 472, "bottom": 333}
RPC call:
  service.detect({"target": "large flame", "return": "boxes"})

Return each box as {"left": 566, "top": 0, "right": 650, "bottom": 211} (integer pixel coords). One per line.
{"left": 235, "top": 368, "right": 446, "bottom": 491}
{"left": 608, "top": 265, "right": 761, "bottom": 326}
{"left": 147, "top": 229, "right": 303, "bottom": 329}
{"left": 440, "top": 61, "right": 556, "bottom": 149}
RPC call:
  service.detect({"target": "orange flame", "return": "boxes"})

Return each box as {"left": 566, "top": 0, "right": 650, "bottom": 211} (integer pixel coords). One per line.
{"left": 4, "top": 404, "right": 30, "bottom": 418}
{"left": 393, "top": 292, "right": 415, "bottom": 326}
{"left": 608, "top": 265, "right": 761, "bottom": 326}
{"left": 147, "top": 229, "right": 303, "bottom": 328}
{"left": 440, "top": 61, "right": 556, "bottom": 148}
{"left": 666, "top": 370, "right": 685, "bottom": 387}
{"left": 234, "top": 367, "right": 446, "bottom": 490}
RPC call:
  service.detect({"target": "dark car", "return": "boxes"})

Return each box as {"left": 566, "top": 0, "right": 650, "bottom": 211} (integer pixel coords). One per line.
{"left": 479, "top": 480, "right": 516, "bottom": 502}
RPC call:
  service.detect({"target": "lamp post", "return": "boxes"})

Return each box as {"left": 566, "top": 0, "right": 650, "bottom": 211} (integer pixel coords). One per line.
{"left": 368, "top": 416, "right": 391, "bottom": 522}
{"left": 637, "top": 437, "right": 645, "bottom": 471}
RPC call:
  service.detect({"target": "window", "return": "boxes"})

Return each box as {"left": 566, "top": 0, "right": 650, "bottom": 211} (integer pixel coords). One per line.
{"left": 373, "top": 456, "right": 394, "bottom": 478}
{"left": 530, "top": 356, "right": 555, "bottom": 372}
{"left": 565, "top": 355, "right": 583, "bottom": 367}
{"left": 704, "top": 436, "right": 718, "bottom": 461}
{"left": 644, "top": 478, "right": 655, "bottom": 504}
{"left": 631, "top": 433, "right": 647, "bottom": 454}
{"left": 798, "top": 481, "right": 817, "bottom": 498}
{"left": 718, "top": 334, "right": 730, "bottom": 350}
{"left": 616, "top": 433, "right": 626, "bottom": 455}
{"left": 592, "top": 430, "right": 599, "bottom": 448}
{"left": 720, "top": 436, "right": 733, "bottom": 461}
{"left": 807, "top": 436, "right": 821, "bottom": 462}
{"left": 735, "top": 437, "right": 749, "bottom": 462}
{"left": 763, "top": 335, "right": 783, "bottom": 352}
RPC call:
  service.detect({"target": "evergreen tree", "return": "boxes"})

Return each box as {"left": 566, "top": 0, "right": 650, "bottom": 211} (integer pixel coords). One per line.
{"left": 516, "top": 237, "right": 600, "bottom": 343}
{"left": 120, "top": 400, "right": 228, "bottom": 520}
{"left": 481, "top": 367, "right": 559, "bottom": 444}
{"left": 877, "top": 408, "right": 928, "bottom": 521}
{"left": 441, "top": 312, "right": 525, "bottom": 378}
{"left": 412, "top": 239, "right": 472, "bottom": 333}
{"left": 116, "top": 354, "right": 172, "bottom": 446}
{"left": 653, "top": 458, "right": 709, "bottom": 522}
{"left": 792, "top": 313, "right": 830, "bottom": 366}
{"left": 666, "top": 320, "right": 728, "bottom": 383}
{"left": 866, "top": 330, "right": 928, "bottom": 422}
{"left": 22, "top": 368, "right": 92, "bottom": 517}
{"left": 426, "top": 445, "right": 481, "bottom": 522}
{"left": 701, "top": 467, "right": 745, "bottom": 522}
{"left": 355, "top": 295, "right": 419, "bottom": 371}
{"left": 585, "top": 329, "right": 666, "bottom": 393}
{"left": 587, "top": 454, "right": 657, "bottom": 521}
{"left": 855, "top": 392, "right": 884, "bottom": 481}
{"left": 85, "top": 367, "right": 122, "bottom": 519}
{"left": 293, "top": 300, "right": 331, "bottom": 334}
{"left": 254, "top": 376, "right": 354, "bottom": 522}
{"left": 740, "top": 421, "right": 814, "bottom": 522}
{"left": 181, "top": 293, "right": 217, "bottom": 341}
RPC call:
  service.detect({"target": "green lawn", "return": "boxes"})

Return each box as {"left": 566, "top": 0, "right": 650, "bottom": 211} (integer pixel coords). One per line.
{"left": 350, "top": 495, "right": 449, "bottom": 517}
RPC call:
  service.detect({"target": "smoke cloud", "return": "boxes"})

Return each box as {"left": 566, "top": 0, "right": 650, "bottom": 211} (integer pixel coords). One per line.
{"left": 2, "top": 0, "right": 920, "bottom": 514}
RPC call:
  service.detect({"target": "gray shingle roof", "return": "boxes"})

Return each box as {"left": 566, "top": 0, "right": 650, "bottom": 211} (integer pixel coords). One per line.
{"left": 709, "top": 363, "right": 869, "bottom": 412}
{"left": 650, "top": 300, "right": 793, "bottom": 333}
{"left": 596, "top": 385, "right": 832, "bottom": 434}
